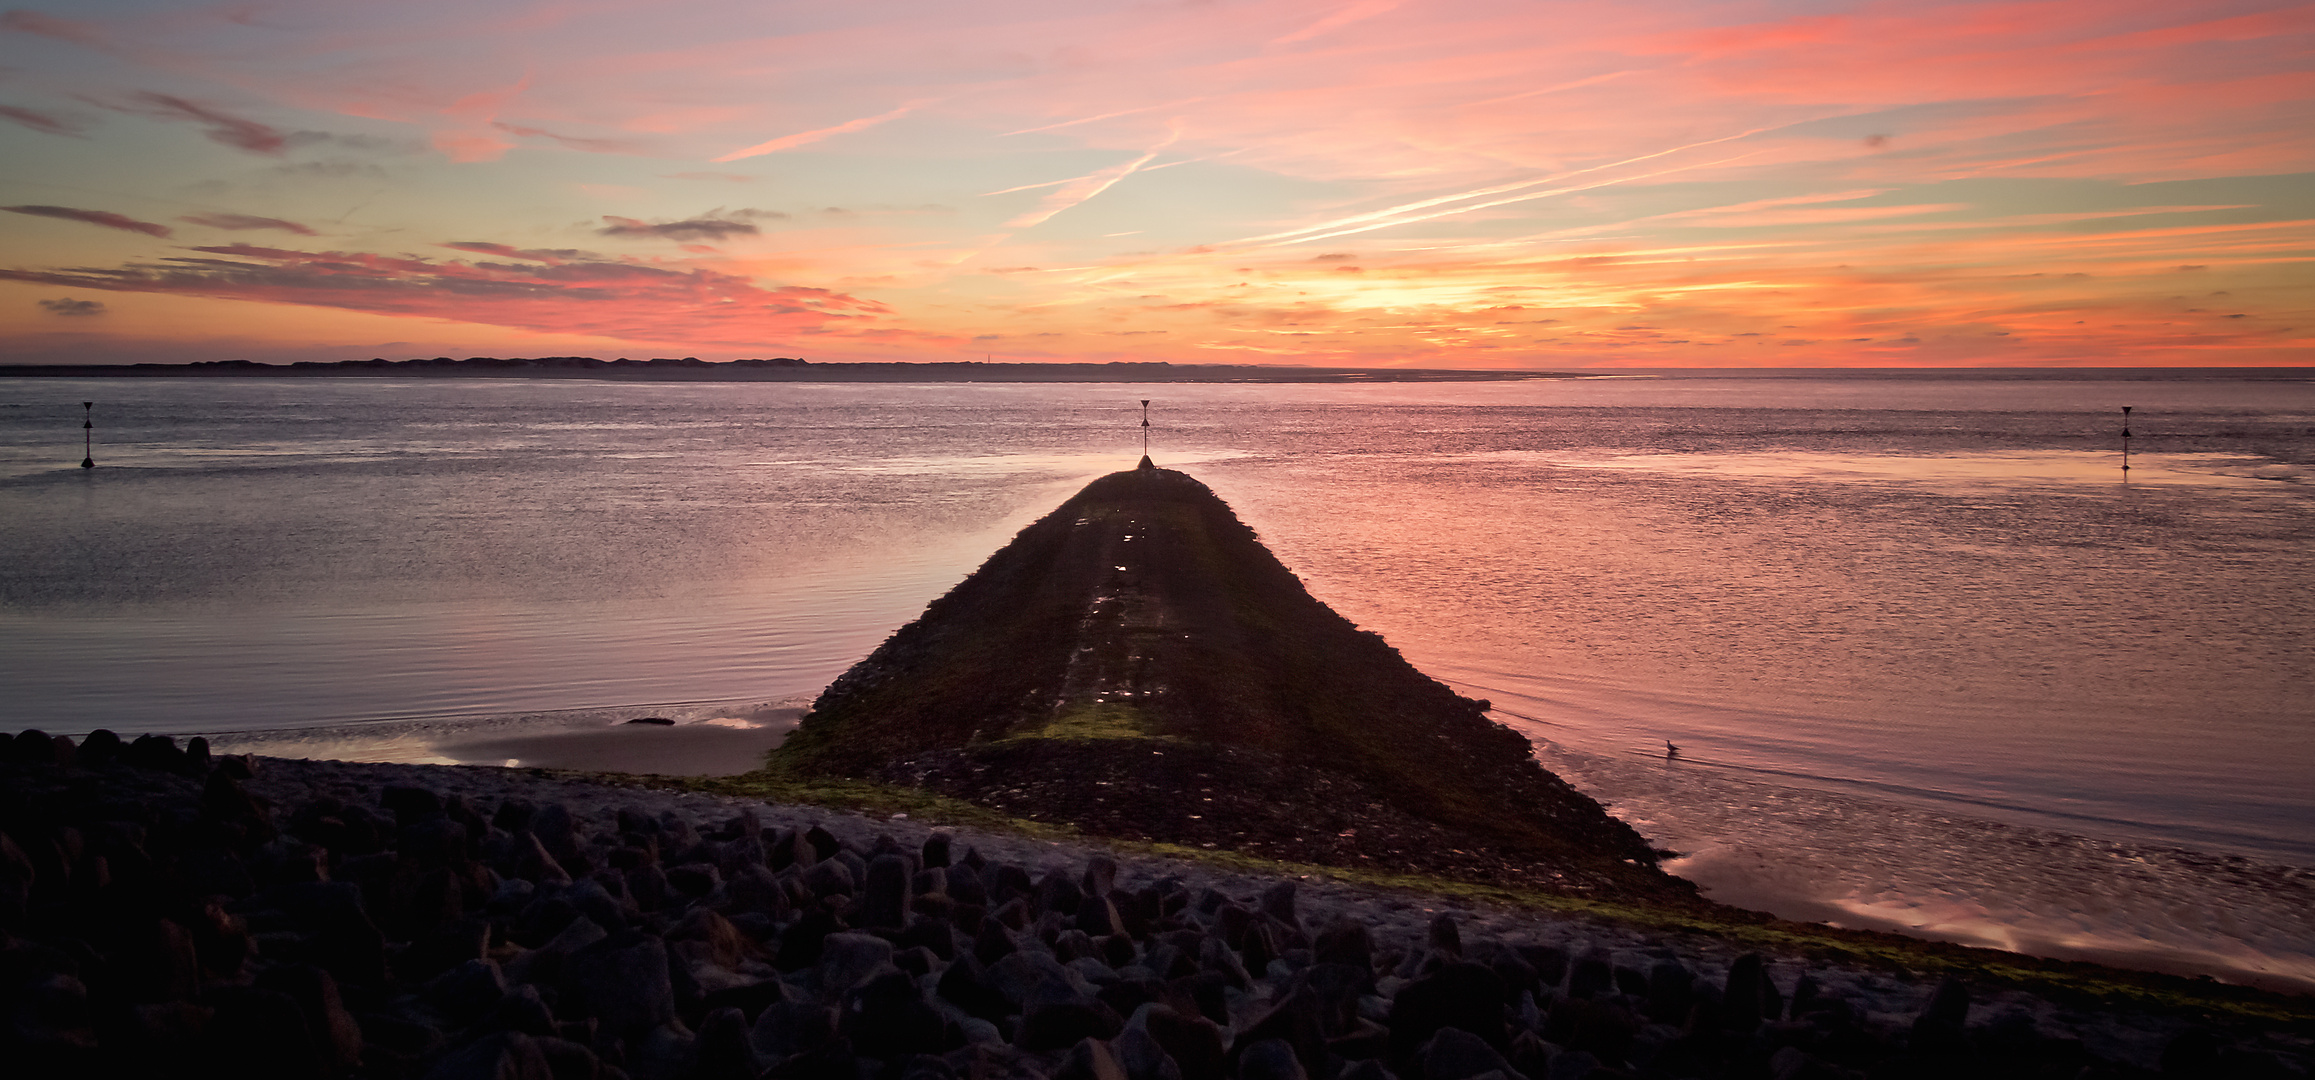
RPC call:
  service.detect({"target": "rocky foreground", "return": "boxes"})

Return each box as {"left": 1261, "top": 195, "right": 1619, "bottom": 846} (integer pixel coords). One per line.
{"left": 5, "top": 731, "right": 2310, "bottom": 1080}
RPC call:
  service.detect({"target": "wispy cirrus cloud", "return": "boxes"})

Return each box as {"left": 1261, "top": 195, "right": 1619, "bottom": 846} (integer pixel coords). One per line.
{"left": 492, "top": 121, "right": 650, "bottom": 155}
{"left": 1000, "top": 99, "right": 1207, "bottom": 138}
{"left": 5, "top": 204, "right": 173, "bottom": 237}
{"left": 113, "top": 92, "right": 286, "bottom": 154}
{"left": 181, "top": 212, "right": 318, "bottom": 235}
{"left": 0, "top": 102, "right": 85, "bottom": 136}
{"left": 1271, "top": 0, "right": 1400, "bottom": 46}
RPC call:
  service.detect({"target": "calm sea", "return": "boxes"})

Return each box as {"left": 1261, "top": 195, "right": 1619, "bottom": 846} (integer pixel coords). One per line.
{"left": 2, "top": 371, "right": 2310, "bottom": 988}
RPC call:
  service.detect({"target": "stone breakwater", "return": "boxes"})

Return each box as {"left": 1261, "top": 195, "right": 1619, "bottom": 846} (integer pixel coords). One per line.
{"left": 784, "top": 467, "right": 1672, "bottom": 900}
{"left": 2, "top": 731, "right": 2308, "bottom": 1080}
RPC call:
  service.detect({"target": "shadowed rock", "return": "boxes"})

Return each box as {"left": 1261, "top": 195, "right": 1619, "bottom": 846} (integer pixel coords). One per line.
{"left": 0, "top": 730, "right": 2283, "bottom": 1080}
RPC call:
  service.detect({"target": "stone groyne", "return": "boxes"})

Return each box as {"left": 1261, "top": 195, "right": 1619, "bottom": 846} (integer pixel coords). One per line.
{"left": 779, "top": 466, "right": 1675, "bottom": 900}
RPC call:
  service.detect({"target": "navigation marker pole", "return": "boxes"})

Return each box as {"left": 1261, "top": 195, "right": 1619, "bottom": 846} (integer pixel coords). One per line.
{"left": 2121, "top": 405, "right": 2132, "bottom": 477}
{"left": 1139, "top": 399, "right": 1153, "bottom": 469}
{"left": 80, "top": 401, "right": 94, "bottom": 469}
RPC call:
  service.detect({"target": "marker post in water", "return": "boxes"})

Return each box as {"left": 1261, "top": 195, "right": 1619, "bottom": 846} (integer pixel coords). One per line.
{"left": 2121, "top": 405, "right": 2132, "bottom": 476}
{"left": 80, "top": 401, "right": 93, "bottom": 469}
{"left": 1141, "top": 399, "right": 1151, "bottom": 457}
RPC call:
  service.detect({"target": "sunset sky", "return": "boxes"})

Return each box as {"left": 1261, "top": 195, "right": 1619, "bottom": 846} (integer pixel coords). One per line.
{"left": 1, "top": 0, "right": 2308, "bottom": 368}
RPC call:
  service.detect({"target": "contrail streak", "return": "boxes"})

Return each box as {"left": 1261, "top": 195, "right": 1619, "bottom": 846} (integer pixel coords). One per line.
{"left": 1261, "top": 152, "right": 1766, "bottom": 248}
{"left": 1226, "top": 122, "right": 1799, "bottom": 248}
{"left": 1000, "top": 98, "right": 1205, "bottom": 137}
{"left": 714, "top": 100, "right": 930, "bottom": 162}
{"left": 1004, "top": 124, "right": 1184, "bottom": 230}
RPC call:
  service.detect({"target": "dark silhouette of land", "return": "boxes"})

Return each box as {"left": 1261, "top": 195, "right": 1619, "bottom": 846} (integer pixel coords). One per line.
{"left": 0, "top": 356, "right": 1571, "bottom": 382}
{"left": 777, "top": 464, "right": 1682, "bottom": 899}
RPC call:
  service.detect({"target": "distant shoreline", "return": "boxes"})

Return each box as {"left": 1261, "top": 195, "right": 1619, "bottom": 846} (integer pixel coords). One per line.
{"left": 0, "top": 356, "right": 1574, "bottom": 382}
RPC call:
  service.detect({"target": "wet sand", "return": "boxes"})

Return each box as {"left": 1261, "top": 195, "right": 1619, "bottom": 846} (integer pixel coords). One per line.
{"left": 430, "top": 709, "right": 803, "bottom": 775}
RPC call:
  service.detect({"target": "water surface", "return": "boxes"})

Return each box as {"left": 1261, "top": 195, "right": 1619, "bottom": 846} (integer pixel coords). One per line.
{"left": 2, "top": 371, "right": 2309, "bottom": 987}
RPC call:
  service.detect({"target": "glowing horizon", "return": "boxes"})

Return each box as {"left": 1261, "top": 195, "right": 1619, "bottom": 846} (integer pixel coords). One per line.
{"left": 1, "top": 0, "right": 2309, "bottom": 368}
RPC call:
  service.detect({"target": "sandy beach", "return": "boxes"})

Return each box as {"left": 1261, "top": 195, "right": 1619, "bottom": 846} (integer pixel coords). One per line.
{"left": 429, "top": 711, "right": 805, "bottom": 776}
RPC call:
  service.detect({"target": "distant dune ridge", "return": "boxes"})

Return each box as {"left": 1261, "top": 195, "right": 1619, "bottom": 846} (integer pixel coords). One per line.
{"left": 777, "top": 464, "right": 1681, "bottom": 898}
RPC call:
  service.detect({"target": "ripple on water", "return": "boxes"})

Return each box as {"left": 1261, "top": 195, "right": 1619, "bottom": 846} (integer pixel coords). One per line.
{"left": 1534, "top": 737, "right": 2315, "bottom": 994}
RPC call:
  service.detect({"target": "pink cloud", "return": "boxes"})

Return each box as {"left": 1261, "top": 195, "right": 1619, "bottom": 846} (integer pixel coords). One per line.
{"left": 1630, "top": 1, "right": 2315, "bottom": 117}
{"left": 13, "top": 0, "right": 2306, "bottom": 190}
{"left": 431, "top": 75, "right": 533, "bottom": 162}
{"left": 3, "top": 0, "right": 2304, "bottom": 368}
